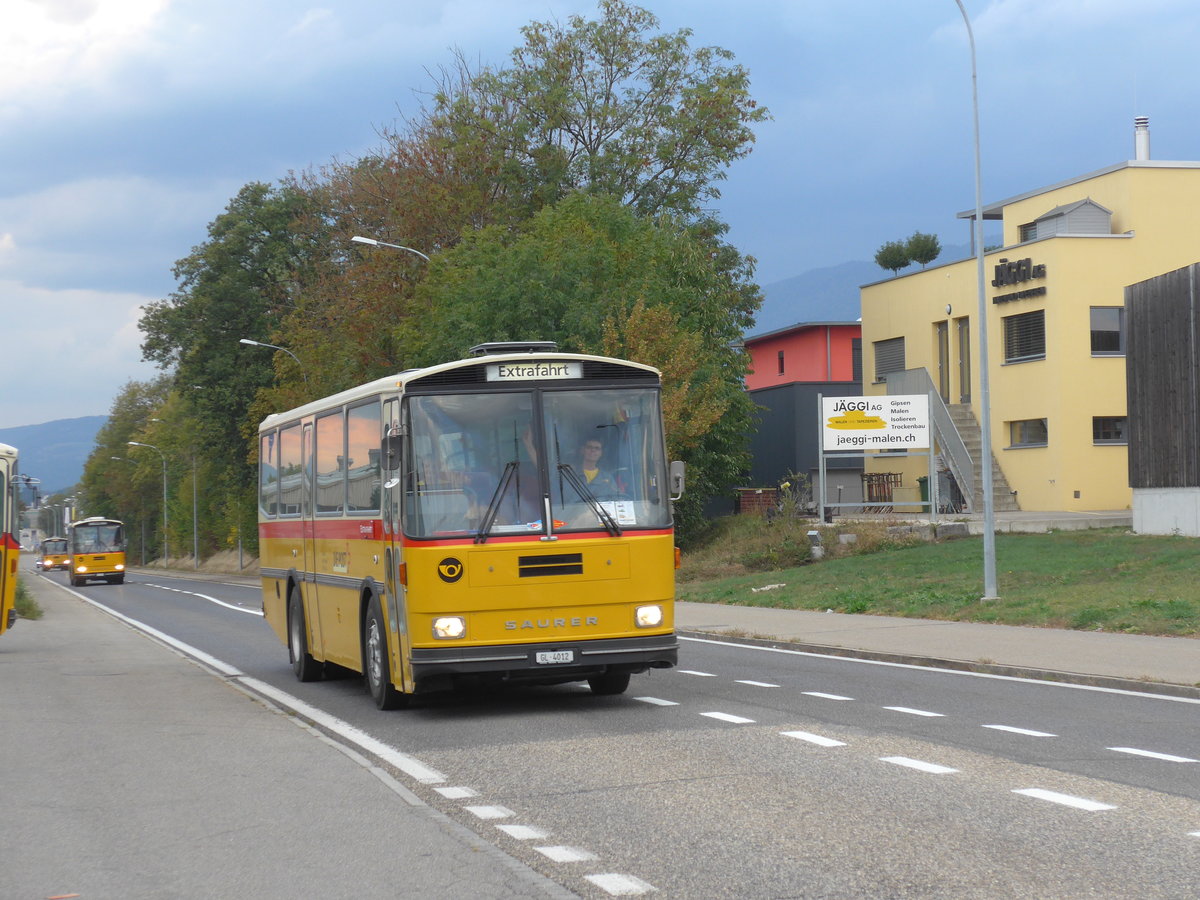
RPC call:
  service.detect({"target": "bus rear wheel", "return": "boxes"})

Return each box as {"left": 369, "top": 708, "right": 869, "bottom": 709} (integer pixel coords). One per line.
{"left": 288, "top": 587, "right": 322, "bottom": 682}
{"left": 364, "top": 595, "right": 408, "bottom": 710}
{"left": 588, "top": 670, "right": 631, "bottom": 696}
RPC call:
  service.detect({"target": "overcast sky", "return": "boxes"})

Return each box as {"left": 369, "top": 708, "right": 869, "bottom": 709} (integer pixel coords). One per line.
{"left": 3, "top": 0, "right": 1198, "bottom": 428}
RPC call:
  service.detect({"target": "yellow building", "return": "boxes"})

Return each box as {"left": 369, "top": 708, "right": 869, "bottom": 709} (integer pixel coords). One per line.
{"left": 860, "top": 119, "right": 1200, "bottom": 512}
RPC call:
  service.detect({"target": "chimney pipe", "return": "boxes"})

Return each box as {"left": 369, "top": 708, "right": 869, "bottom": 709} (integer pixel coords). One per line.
{"left": 1134, "top": 116, "right": 1150, "bottom": 161}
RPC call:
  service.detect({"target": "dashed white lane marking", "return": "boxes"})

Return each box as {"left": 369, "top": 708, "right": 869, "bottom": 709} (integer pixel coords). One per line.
{"left": 884, "top": 706, "right": 945, "bottom": 717}
{"left": 496, "top": 824, "right": 548, "bottom": 840}
{"left": 803, "top": 691, "right": 854, "bottom": 701}
{"left": 1012, "top": 789, "right": 1116, "bottom": 811}
{"left": 678, "top": 669, "right": 716, "bottom": 677}
{"left": 465, "top": 805, "right": 515, "bottom": 820}
{"left": 1190, "top": 831, "right": 1200, "bottom": 838}
{"left": 736, "top": 679, "right": 780, "bottom": 687}
{"left": 781, "top": 731, "right": 847, "bottom": 748}
{"left": 534, "top": 845, "right": 598, "bottom": 863}
{"left": 1108, "top": 747, "right": 1198, "bottom": 763}
{"left": 435, "top": 786, "right": 478, "bottom": 799}
{"left": 633, "top": 696, "right": 679, "bottom": 706}
{"left": 700, "top": 711, "right": 755, "bottom": 724}
{"left": 983, "top": 724, "right": 1057, "bottom": 737}
{"left": 585, "top": 873, "right": 656, "bottom": 895}
{"left": 881, "top": 756, "right": 959, "bottom": 775}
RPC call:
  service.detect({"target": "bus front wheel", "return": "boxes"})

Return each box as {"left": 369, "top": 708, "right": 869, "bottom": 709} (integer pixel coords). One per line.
{"left": 364, "top": 595, "right": 408, "bottom": 710}
{"left": 288, "top": 587, "right": 322, "bottom": 682}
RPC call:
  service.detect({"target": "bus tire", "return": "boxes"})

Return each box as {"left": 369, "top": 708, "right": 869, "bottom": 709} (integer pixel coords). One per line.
{"left": 108, "top": 575, "right": 124, "bottom": 585}
{"left": 364, "top": 594, "right": 408, "bottom": 710}
{"left": 588, "top": 671, "right": 631, "bottom": 696}
{"left": 288, "top": 586, "right": 322, "bottom": 682}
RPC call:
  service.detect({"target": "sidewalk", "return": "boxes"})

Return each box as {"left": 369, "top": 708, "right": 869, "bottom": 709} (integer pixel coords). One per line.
{"left": 676, "top": 602, "right": 1199, "bottom": 698}
{"left": 0, "top": 572, "right": 571, "bottom": 900}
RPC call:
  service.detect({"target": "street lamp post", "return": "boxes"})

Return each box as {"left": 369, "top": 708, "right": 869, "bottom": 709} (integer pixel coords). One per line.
{"left": 954, "top": 0, "right": 998, "bottom": 601}
{"left": 239, "top": 338, "right": 308, "bottom": 385}
{"left": 351, "top": 234, "right": 431, "bottom": 263}
{"left": 128, "top": 441, "right": 169, "bottom": 563}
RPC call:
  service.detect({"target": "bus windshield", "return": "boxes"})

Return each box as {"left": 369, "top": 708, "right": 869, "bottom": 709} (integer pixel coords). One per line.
{"left": 71, "top": 522, "right": 124, "bottom": 553}
{"left": 404, "top": 387, "right": 671, "bottom": 538}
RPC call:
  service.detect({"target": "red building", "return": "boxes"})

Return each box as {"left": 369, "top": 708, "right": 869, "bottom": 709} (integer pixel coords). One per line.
{"left": 741, "top": 321, "right": 863, "bottom": 511}
{"left": 743, "top": 321, "right": 861, "bottom": 390}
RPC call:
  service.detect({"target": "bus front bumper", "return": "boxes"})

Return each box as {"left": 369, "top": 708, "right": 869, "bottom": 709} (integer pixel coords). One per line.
{"left": 409, "top": 633, "right": 678, "bottom": 691}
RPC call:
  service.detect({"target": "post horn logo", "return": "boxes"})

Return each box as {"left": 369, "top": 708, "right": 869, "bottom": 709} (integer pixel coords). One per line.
{"left": 437, "top": 557, "right": 464, "bottom": 583}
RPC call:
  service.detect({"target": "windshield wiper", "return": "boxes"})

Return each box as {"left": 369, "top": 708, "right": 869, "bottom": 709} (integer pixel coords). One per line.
{"left": 475, "top": 460, "right": 518, "bottom": 544}
{"left": 557, "top": 463, "right": 621, "bottom": 536}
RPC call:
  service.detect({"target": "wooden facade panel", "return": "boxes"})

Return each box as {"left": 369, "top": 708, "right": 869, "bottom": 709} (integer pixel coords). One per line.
{"left": 1126, "top": 263, "right": 1200, "bottom": 487}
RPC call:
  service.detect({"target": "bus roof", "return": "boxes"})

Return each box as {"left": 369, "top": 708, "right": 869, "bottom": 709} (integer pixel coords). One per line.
{"left": 257, "top": 350, "right": 661, "bottom": 431}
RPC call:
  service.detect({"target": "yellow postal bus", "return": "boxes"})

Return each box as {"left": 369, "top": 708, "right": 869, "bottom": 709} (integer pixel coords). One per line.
{"left": 38, "top": 536, "right": 70, "bottom": 571}
{"left": 68, "top": 517, "right": 127, "bottom": 585}
{"left": 0, "top": 442, "right": 18, "bottom": 636}
{"left": 257, "top": 342, "right": 683, "bottom": 708}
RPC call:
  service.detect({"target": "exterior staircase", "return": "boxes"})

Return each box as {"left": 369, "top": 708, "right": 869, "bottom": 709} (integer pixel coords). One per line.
{"left": 947, "top": 404, "right": 1021, "bottom": 512}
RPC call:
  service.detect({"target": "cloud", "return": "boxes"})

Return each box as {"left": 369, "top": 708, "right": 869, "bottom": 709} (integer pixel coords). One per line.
{"left": 3, "top": 278, "right": 161, "bottom": 426}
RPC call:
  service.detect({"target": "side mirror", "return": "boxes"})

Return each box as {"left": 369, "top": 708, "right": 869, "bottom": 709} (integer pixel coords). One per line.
{"left": 669, "top": 460, "right": 685, "bottom": 501}
{"left": 381, "top": 425, "right": 402, "bottom": 473}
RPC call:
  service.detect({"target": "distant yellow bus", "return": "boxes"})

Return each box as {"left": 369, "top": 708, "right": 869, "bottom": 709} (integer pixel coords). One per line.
{"left": 257, "top": 342, "right": 683, "bottom": 708}
{"left": 68, "top": 517, "right": 127, "bottom": 586}
{"left": 0, "top": 442, "right": 18, "bottom": 636}
{"left": 38, "top": 536, "right": 70, "bottom": 571}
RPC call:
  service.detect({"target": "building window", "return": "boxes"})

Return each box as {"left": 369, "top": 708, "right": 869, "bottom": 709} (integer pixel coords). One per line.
{"left": 1003, "top": 309, "right": 1045, "bottom": 363}
{"left": 873, "top": 337, "right": 905, "bottom": 383}
{"left": 777, "top": 350, "right": 784, "bottom": 375}
{"left": 1093, "top": 416, "right": 1127, "bottom": 444}
{"left": 851, "top": 338, "right": 863, "bottom": 381}
{"left": 1090, "top": 307, "right": 1125, "bottom": 355}
{"left": 1009, "top": 418, "right": 1048, "bottom": 448}
{"left": 1019, "top": 222, "right": 1037, "bottom": 242}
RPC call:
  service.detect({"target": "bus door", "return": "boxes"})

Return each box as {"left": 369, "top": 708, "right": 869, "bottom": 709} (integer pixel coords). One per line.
{"left": 382, "top": 397, "right": 413, "bottom": 692}
{"left": 0, "top": 455, "right": 14, "bottom": 636}
{"left": 300, "top": 422, "right": 323, "bottom": 655}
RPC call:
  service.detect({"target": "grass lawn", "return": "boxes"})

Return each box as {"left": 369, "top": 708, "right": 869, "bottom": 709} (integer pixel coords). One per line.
{"left": 677, "top": 520, "right": 1200, "bottom": 637}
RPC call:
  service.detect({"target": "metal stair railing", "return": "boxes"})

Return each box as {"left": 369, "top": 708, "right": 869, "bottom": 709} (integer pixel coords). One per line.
{"left": 884, "top": 369, "right": 975, "bottom": 513}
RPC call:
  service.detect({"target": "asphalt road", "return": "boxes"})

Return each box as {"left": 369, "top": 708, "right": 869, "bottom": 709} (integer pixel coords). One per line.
{"left": 32, "top": 568, "right": 1200, "bottom": 898}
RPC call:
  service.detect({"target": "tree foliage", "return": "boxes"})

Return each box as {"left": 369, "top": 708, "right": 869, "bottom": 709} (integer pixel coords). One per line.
{"left": 906, "top": 230, "right": 941, "bottom": 268}
{"left": 427, "top": 0, "right": 768, "bottom": 223}
{"left": 874, "top": 240, "right": 910, "bottom": 275}
{"left": 406, "top": 192, "right": 759, "bottom": 539}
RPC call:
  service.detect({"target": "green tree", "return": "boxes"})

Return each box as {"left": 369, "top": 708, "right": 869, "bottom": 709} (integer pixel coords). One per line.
{"left": 874, "top": 240, "right": 910, "bottom": 275}
{"left": 406, "top": 192, "right": 759, "bottom": 541}
{"left": 906, "top": 230, "right": 941, "bottom": 268}
{"left": 426, "top": 0, "right": 769, "bottom": 223}
{"left": 138, "top": 181, "right": 317, "bottom": 559}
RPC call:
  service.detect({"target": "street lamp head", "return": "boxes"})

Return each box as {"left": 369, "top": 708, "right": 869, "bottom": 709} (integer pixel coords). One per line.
{"left": 350, "top": 235, "right": 377, "bottom": 246}
{"left": 239, "top": 338, "right": 263, "bottom": 347}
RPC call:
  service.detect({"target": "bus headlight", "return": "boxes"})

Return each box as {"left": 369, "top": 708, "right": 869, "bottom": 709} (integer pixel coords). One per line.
{"left": 76, "top": 565, "right": 88, "bottom": 573}
{"left": 115, "top": 564, "right": 125, "bottom": 571}
{"left": 635, "top": 604, "right": 664, "bottom": 628}
{"left": 432, "top": 616, "right": 466, "bottom": 640}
